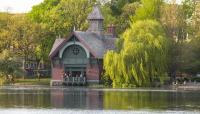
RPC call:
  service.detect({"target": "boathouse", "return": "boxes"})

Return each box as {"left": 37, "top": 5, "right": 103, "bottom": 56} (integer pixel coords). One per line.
{"left": 49, "top": 5, "right": 116, "bottom": 86}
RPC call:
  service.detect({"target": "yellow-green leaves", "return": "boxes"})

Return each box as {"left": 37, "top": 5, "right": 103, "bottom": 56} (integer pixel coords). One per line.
{"left": 132, "top": 0, "right": 163, "bottom": 21}
{"left": 103, "top": 20, "right": 169, "bottom": 87}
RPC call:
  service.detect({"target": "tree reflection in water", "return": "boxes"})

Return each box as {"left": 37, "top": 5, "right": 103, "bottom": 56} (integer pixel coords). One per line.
{"left": 0, "top": 88, "right": 51, "bottom": 108}
{"left": 103, "top": 90, "right": 200, "bottom": 110}
{"left": 0, "top": 87, "right": 199, "bottom": 111}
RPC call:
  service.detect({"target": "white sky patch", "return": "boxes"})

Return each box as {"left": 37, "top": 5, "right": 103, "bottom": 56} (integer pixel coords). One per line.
{"left": 0, "top": 0, "right": 43, "bottom": 13}
{"left": 165, "top": 0, "right": 183, "bottom": 4}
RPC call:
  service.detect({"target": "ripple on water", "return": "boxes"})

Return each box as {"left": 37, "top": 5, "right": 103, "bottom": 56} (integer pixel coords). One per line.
{"left": 0, "top": 109, "right": 199, "bottom": 114}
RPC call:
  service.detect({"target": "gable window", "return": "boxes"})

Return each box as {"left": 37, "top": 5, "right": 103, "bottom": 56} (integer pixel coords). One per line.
{"left": 72, "top": 46, "right": 80, "bottom": 55}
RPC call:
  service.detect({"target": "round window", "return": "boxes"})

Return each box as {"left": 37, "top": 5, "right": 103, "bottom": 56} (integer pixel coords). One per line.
{"left": 72, "top": 46, "right": 80, "bottom": 55}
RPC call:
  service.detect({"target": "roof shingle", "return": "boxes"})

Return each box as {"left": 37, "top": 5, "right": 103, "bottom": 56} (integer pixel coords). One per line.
{"left": 49, "top": 31, "right": 116, "bottom": 59}
{"left": 87, "top": 5, "right": 104, "bottom": 20}
{"left": 49, "top": 38, "right": 65, "bottom": 57}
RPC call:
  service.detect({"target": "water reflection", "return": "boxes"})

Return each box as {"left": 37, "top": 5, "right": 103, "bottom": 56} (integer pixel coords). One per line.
{"left": 103, "top": 90, "right": 200, "bottom": 110}
{"left": 0, "top": 88, "right": 50, "bottom": 108}
{"left": 51, "top": 88, "right": 103, "bottom": 109}
{"left": 0, "top": 87, "right": 199, "bottom": 111}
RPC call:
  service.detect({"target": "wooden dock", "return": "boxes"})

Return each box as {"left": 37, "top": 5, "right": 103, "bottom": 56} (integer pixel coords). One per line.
{"left": 63, "top": 77, "right": 86, "bottom": 86}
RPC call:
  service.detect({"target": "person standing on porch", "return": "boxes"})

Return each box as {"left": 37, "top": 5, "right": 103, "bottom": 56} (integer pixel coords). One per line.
{"left": 64, "top": 73, "right": 67, "bottom": 79}
{"left": 69, "top": 73, "right": 72, "bottom": 77}
{"left": 80, "top": 73, "right": 83, "bottom": 78}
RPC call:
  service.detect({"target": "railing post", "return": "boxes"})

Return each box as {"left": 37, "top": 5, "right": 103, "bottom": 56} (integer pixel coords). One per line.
{"left": 72, "top": 77, "right": 74, "bottom": 85}
{"left": 79, "top": 77, "right": 80, "bottom": 85}
{"left": 63, "top": 76, "right": 87, "bottom": 86}
{"left": 67, "top": 77, "right": 69, "bottom": 85}
{"left": 83, "top": 77, "right": 86, "bottom": 85}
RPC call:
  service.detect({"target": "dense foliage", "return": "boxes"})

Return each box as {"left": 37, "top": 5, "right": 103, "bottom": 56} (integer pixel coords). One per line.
{"left": 180, "top": 33, "right": 200, "bottom": 74}
{"left": 103, "top": 0, "right": 171, "bottom": 87}
{"left": 132, "top": 0, "right": 163, "bottom": 21}
{"left": 28, "top": 0, "right": 96, "bottom": 61}
{"left": 0, "top": 0, "right": 199, "bottom": 86}
{"left": 104, "top": 20, "right": 169, "bottom": 87}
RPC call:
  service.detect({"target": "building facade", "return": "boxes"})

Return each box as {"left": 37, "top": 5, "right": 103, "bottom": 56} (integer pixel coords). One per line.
{"left": 22, "top": 59, "right": 50, "bottom": 78}
{"left": 49, "top": 5, "right": 116, "bottom": 86}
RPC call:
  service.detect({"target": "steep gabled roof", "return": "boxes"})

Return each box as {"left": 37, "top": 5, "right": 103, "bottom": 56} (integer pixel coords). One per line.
{"left": 87, "top": 5, "right": 104, "bottom": 20}
{"left": 74, "top": 31, "right": 104, "bottom": 58}
{"left": 103, "top": 37, "right": 116, "bottom": 51}
{"left": 49, "top": 31, "right": 116, "bottom": 59}
{"left": 49, "top": 38, "right": 65, "bottom": 58}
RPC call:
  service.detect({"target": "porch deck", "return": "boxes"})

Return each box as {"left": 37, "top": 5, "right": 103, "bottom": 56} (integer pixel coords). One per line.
{"left": 63, "top": 77, "right": 86, "bottom": 86}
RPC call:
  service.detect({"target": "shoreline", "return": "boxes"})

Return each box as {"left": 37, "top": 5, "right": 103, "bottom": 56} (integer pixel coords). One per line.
{"left": 1, "top": 78, "right": 200, "bottom": 91}
{"left": 0, "top": 85, "right": 200, "bottom": 91}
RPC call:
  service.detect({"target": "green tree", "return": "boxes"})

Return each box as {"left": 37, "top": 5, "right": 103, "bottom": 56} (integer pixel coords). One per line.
{"left": 159, "top": 0, "right": 195, "bottom": 79}
{"left": 180, "top": 32, "right": 200, "bottom": 74}
{"left": 28, "top": 0, "right": 95, "bottom": 62}
{"left": 116, "top": 2, "right": 140, "bottom": 34}
{"left": 132, "top": 0, "right": 163, "bottom": 21}
{"left": 28, "top": 0, "right": 61, "bottom": 23}
{"left": 192, "top": 0, "right": 200, "bottom": 35}
{"left": 0, "top": 13, "right": 13, "bottom": 52}
{"left": 0, "top": 50, "right": 21, "bottom": 85}
{"left": 104, "top": 20, "right": 170, "bottom": 87}
{"left": 101, "top": 4, "right": 117, "bottom": 29}
{"left": 102, "top": 0, "right": 140, "bottom": 35}
{"left": 109, "top": 0, "right": 140, "bottom": 16}
{"left": 0, "top": 14, "right": 45, "bottom": 79}
{"left": 7, "top": 15, "right": 42, "bottom": 62}
{"left": 160, "top": 0, "right": 194, "bottom": 41}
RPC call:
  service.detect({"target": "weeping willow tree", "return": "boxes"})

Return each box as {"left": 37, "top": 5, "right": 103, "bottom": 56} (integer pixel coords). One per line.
{"left": 104, "top": 20, "right": 170, "bottom": 87}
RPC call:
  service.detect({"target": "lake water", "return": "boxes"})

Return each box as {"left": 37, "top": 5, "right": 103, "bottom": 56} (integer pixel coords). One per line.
{"left": 0, "top": 86, "right": 199, "bottom": 114}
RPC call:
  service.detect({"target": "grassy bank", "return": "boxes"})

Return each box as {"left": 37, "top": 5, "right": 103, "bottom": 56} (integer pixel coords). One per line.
{"left": 14, "top": 78, "right": 50, "bottom": 85}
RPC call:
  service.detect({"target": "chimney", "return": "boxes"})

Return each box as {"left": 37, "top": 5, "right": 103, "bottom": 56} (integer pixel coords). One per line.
{"left": 107, "top": 24, "right": 116, "bottom": 38}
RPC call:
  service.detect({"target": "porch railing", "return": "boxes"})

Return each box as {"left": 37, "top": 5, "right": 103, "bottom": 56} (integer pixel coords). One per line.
{"left": 63, "top": 77, "right": 86, "bottom": 85}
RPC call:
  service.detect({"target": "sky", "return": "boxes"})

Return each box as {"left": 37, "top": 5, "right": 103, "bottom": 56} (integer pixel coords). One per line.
{"left": 0, "top": 0, "right": 44, "bottom": 13}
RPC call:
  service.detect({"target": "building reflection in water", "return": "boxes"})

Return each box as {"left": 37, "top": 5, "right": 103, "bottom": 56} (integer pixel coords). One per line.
{"left": 50, "top": 89, "right": 64, "bottom": 108}
{"left": 0, "top": 88, "right": 199, "bottom": 110}
{"left": 50, "top": 88, "right": 103, "bottom": 109}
